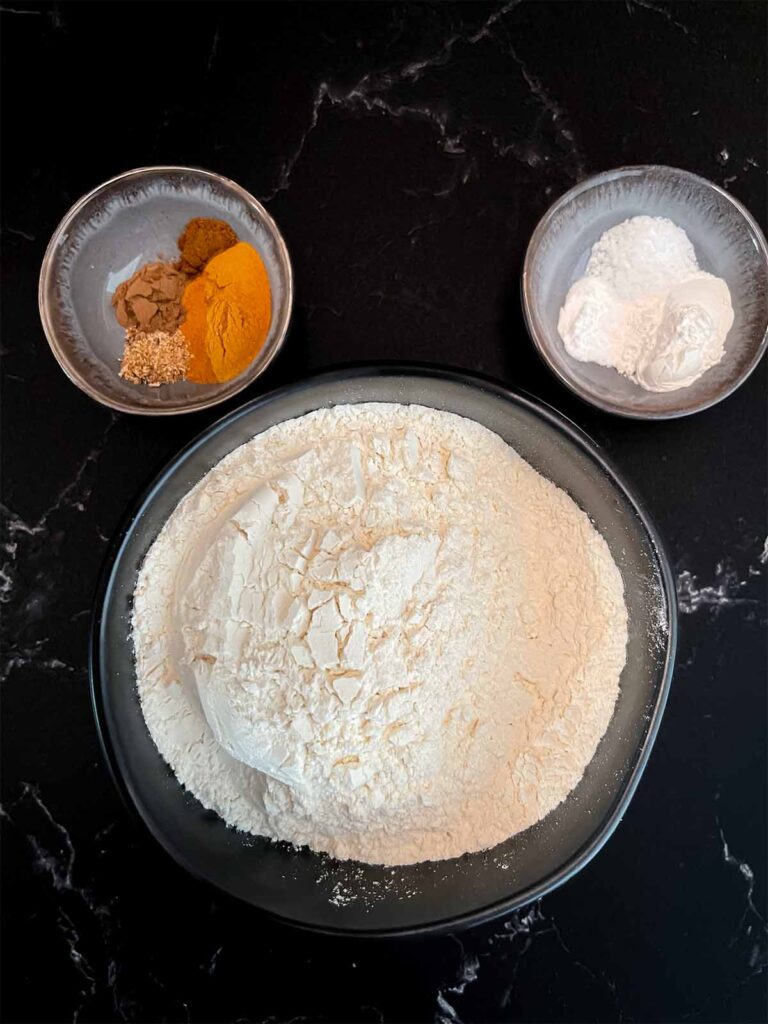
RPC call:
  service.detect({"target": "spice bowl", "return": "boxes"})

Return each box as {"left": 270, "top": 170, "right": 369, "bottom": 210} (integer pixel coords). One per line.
{"left": 39, "top": 166, "right": 293, "bottom": 415}
{"left": 522, "top": 165, "right": 768, "bottom": 419}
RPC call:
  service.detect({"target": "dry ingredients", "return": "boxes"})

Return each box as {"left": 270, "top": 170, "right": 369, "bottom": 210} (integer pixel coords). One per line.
{"left": 558, "top": 216, "right": 734, "bottom": 392}
{"left": 133, "top": 404, "right": 628, "bottom": 866}
{"left": 112, "top": 262, "right": 187, "bottom": 332}
{"left": 119, "top": 328, "right": 190, "bottom": 386}
{"left": 177, "top": 217, "right": 239, "bottom": 275}
{"left": 181, "top": 242, "right": 272, "bottom": 384}
{"left": 110, "top": 218, "right": 271, "bottom": 388}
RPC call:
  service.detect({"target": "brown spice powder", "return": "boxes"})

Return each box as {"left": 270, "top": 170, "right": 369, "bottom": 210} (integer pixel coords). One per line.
{"left": 112, "top": 263, "right": 188, "bottom": 332}
{"left": 119, "top": 328, "right": 191, "bottom": 386}
{"left": 176, "top": 217, "right": 238, "bottom": 275}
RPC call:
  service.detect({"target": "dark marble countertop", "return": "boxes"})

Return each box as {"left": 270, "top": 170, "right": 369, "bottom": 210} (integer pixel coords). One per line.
{"left": 2, "top": 3, "right": 766, "bottom": 1022}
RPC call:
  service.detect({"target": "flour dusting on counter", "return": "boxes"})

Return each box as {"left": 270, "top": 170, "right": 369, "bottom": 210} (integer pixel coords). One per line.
{"left": 133, "top": 403, "right": 627, "bottom": 866}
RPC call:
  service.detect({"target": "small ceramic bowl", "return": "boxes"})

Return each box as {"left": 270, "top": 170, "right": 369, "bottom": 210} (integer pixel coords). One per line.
{"left": 39, "top": 166, "right": 293, "bottom": 415}
{"left": 522, "top": 166, "right": 768, "bottom": 419}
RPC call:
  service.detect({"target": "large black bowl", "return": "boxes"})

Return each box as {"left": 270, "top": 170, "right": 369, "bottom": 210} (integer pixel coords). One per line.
{"left": 90, "top": 366, "right": 676, "bottom": 935}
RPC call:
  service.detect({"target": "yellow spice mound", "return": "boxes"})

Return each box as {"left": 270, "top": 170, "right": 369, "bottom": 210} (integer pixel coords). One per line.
{"left": 182, "top": 242, "right": 272, "bottom": 384}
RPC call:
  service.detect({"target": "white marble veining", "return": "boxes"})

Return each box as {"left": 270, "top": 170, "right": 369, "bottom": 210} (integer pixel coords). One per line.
{"left": 1, "top": 784, "right": 109, "bottom": 1022}
{"left": 714, "top": 813, "right": 768, "bottom": 998}
{"left": 262, "top": 0, "right": 584, "bottom": 204}
{"left": 627, "top": 0, "right": 694, "bottom": 38}
{"left": 434, "top": 902, "right": 624, "bottom": 1023}
{"left": 676, "top": 553, "right": 765, "bottom": 616}
{"left": 0, "top": 413, "right": 118, "bottom": 685}
{"left": 2, "top": 2, "right": 765, "bottom": 1020}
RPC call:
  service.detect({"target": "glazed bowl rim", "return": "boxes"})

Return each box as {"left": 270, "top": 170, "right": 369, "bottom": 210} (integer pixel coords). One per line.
{"left": 38, "top": 164, "right": 294, "bottom": 416}
{"left": 521, "top": 163, "right": 768, "bottom": 420}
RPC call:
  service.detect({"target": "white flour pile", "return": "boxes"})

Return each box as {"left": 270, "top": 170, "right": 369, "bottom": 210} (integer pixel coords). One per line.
{"left": 133, "top": 404, "right": 628, "bottom": 865}
{"left": 558, "top": 216, "right": 733, "bottom": 392}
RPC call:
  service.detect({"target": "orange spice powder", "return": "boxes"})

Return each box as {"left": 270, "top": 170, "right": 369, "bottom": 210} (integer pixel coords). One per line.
{"left": 181, "top": 242, "right": 272, "bottom": 384}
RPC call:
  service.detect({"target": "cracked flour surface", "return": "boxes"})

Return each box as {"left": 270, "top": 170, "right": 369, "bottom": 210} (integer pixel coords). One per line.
{"left": 134, "top": 404, "right": 627, "bottom": 865}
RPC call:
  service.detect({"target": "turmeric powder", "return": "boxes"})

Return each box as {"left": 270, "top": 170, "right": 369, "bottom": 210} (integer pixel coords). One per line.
{"left": 181, "top": 242, "right": 272, "bottom": 384}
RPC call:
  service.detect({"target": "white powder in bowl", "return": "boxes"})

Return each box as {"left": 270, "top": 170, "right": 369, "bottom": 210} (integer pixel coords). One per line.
{"left": 558, "top": 216, "right": 734, "bottom": 392}
{"left": 133, "top": 404, "right": 627, "bottom": 866}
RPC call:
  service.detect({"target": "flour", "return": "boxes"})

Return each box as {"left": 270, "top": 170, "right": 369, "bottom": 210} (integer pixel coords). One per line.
{"left": 558, "top": 216, "right": 734, "bottom": 392}
{"left": 133, "top": 404, "right": 627, "bottom": 866}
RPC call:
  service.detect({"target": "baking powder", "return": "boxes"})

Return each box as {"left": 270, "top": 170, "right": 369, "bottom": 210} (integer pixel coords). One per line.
{"left": 558, "top": 216, "right": 734, "bottom": 392}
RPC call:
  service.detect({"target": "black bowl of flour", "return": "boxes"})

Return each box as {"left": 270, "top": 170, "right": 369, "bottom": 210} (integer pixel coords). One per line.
{"left": 90, "top": 365, "right": 676, "bottom": 935}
